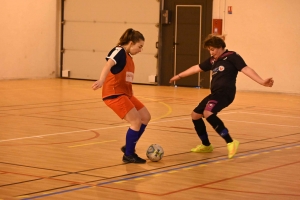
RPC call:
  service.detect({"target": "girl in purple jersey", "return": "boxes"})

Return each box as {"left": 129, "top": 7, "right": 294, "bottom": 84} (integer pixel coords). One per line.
{"left": 169, "top": 34, "right": 274, "bottom": 158}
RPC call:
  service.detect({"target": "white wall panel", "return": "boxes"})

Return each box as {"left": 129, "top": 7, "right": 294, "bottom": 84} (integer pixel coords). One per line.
{"left": 63, "top": 51, "right": 104, "bottom": 79}
{"left": 63, "top": 0, "right": 159, "bottom": 83}
{"left": 64, "top": 0, "right": 159, "bottom": 23}
{"left": 64, "top": 23, "right": 158, "bottom": 54}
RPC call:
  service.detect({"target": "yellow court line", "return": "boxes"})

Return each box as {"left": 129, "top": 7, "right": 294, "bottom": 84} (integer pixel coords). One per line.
{"left": 153, "top": 174, "right": 162, "bottom": 177}
{"left": 168, "top": 171, "right": 179, "bottom": 174}
{"left": 68, "top": 140, "right": 117, "bottom": 148}
{"left": 183, "top": 167, "right": 193, "bottom": 170}
{"left": 115, "top": 181, "right": 126, "bottom": 184}
{"left": 16, "top": 196, "right": 30, "bottom": 199}
{"left": 68, "top": 97, "right": 172, "bottom": 148}
{"left": 138, "top": 97, "right": 173, "bottom": 121}
{"left": 134, "top": 178, "right": 144, "bottom": 181}
{"left": 152, "top": 102, "right": 173, "bottom": 121}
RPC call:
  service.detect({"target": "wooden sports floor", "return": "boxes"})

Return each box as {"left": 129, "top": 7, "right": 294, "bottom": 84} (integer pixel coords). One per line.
{"left": 0, "top": 79, "right": 299, "bottom": 200}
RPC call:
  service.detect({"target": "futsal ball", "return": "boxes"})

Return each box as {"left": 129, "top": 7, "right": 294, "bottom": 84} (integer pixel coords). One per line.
{"left": 146, "top": 144, "right": 164, "bottom": 162}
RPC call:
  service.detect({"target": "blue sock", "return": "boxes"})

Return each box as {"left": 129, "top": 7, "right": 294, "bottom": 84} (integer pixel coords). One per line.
{"left": 125, "top": 128, "right": 139, "bottom": 156}
{"left": 138, "top": 124, "right": 147, "bottom": 140}
{"left": 219, "top": 128, "right": 233, "bottom": 143}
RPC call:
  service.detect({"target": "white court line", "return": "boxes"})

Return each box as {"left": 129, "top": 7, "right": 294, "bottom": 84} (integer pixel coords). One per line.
{"left": 0, "top": 112, "right": 235, "bottom": 143}
{"left": 238, "top": 111, "right": 300, "bottom": 119}
{"left": 223, "top": 119, "right": 299, "bottom": 128}
{"left": 1, "top": 111, "right": 298, "bottom": 143}
{"left": 0, "top": 124, "right": 129, "bottom": 143}
{"left": 0, "top": 117, "right": 193, "bottom": 143}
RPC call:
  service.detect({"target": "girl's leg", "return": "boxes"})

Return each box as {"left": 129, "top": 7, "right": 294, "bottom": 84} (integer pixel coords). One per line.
{"left": 191, "top": 111, "right": 213, "bottom": 152}
{"left": 120, "top": 106, "right": 150, "bottom": 155}
{"left": 123, "top": 107, "right": 141, "bottom": 155}
{"left": 137, "top": 106, "right": 151, "bottom": 139}
{"left": 123, "top": 107, "right": 146, "bottom": 163}
{"left": 203, "top": 110, "right": 233, "bottom": 143}
{"left": 103, "top": 96, "right": 146, "bottom": 163}
{"left": 191, "top": 112, "right": 210, "bottom": 146}
{"left": 129, "top": 96, "right": 151, "bottom": 140}
{"left": 204, "top": 110, "right": 239, "bottom": 159}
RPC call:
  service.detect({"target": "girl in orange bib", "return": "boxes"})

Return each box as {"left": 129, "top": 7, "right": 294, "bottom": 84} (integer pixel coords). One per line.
{"left": 92, "top": 28, "right": 151, "bottom": 163}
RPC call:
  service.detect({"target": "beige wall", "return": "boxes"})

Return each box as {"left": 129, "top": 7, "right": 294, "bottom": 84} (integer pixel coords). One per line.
{"left": 1, "top": 0, "right": 299, "bottom": 94}
{"left": 213, "top": 0, "right": 300, "bottom": 93}
{"left": 0, "top": 0, "right": 58, "bottom": 79}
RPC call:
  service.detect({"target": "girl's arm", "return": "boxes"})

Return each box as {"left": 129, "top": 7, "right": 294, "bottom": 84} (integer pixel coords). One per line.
{"left": 92, "top": 59, "right": 115, "bottom": 90}
{"left": 169, "top": 65, "right": 203, "bottom": 83}
{"left": 241, "top": 66, "right": 274, "bottom": 87}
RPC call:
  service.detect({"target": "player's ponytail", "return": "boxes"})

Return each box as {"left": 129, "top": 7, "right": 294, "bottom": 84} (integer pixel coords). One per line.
{"left": 117, "top": 28, "right": 145, "bottom": 46}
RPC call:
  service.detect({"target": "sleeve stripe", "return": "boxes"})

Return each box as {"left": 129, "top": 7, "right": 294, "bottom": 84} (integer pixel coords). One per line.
{"left": 107, "top": 48, "right": 122, "bottom": 64}
{"left": 106, "top": 57, "right": 117, "bottom": 64}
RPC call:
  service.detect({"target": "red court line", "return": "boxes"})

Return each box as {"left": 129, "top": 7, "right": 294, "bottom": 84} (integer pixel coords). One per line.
{"left": 100, "top": 185, "right": 161, "bottom": 196}
{"left": 78, "top": 160, "right": 300, "bottom": 197}
{"left": 202, "top": 187, "right": 300, "bottom": 197}
{"left": 2, "top": 158, "right": 299, "bottom": 198}
{"left": 161, "top": 160, "right": 300, "bottom": 196}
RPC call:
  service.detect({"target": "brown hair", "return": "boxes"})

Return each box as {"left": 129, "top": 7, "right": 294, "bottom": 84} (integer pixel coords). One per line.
{"left": 117, "top": 28, "right": 145, "bottom": 46}
{"left": 203, "top": 34, "right": 226, "bottom": 49}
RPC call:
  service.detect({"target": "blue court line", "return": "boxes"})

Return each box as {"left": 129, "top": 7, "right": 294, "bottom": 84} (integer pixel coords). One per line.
{"left": 21, "top": 143, "right": 300, "bottom": 199}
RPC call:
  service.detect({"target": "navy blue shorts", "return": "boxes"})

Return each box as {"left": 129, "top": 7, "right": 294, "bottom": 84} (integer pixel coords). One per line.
{"left": 193, "top": 90, "right": 235, "bottom": 115}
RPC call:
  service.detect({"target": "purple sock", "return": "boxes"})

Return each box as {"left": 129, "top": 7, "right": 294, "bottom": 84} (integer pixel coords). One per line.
{"left": 138, "top": 124, "right": 147, "bottom": 140}
{"left": 125, "top": 128, "right": 139, "bottom": 156}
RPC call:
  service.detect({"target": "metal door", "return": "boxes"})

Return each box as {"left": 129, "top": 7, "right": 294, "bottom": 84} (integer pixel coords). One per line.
{"left": 174, "top": 5, "right": 201, "bottom": 87}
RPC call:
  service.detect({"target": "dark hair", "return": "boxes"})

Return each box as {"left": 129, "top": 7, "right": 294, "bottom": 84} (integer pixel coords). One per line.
{"left": 117, "top": 28, "right": 145, "bottom": 46}
{"left": 203, "top": 34, "right": 226, "bottom": 49}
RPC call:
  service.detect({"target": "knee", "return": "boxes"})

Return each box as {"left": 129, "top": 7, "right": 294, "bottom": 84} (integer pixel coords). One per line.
{"left": 146, "top": 110, "right": 151, "bottom": 122}
{"left": 132, "top": 118, "right": 142, "bottom": 130}
{"left": 203, "top": 110, "right": 213, "bottom": 118}
{"left": 142, "top": 110, "right": 151, "bottom": 124}
{"left": 191, "top": 111, "right": 203, "bottom": 120}
{"left": 144, "top": 113, "right": 151, "bottom": 124}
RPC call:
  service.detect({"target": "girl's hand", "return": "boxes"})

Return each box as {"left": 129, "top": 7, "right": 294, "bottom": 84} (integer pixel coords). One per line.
{"left": 262, "top": 78, "right": 274, "bottom": 87}
{"left": 169, "top": 75, "right": 181, "bottom": 83}
{"left": 92, "top": 80, "right": 103, "bottom": 90}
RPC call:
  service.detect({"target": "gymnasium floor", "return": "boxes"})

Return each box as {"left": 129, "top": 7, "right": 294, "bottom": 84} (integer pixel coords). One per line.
{"left": 0, "top": 79, "right": 299, "bottom": 200}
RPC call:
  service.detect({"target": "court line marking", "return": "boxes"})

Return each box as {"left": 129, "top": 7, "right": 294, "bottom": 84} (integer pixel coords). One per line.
{"left": 139, "top": 97, "right": 173, "bottom": 121}
{"left": 65, "top": 99, "right": 173, "bottom": 148}
{"left": 238, "top": 111, "right": 300, "bottom": 119}
{"left": 0, "top": 98, "right": 175, "bottom": 143}
{"left": 223, "top": 119, "right": 299, "bottom": 128}
{"left": 16, "top": 143, "right": 300, "bottom": 199}
{"left": 162, "top": 160, "right": 300, "bottom": 196}
{"left": 68, "top": 140, "right": 117, "bottom": 148}
{"left": 1, "top": 111, "right": 298, "bottom": 143}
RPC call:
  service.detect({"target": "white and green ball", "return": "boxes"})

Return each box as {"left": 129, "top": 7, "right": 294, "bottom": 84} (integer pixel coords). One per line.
{"left": 146, "top": 144, "right": 164, "bottom": 162}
